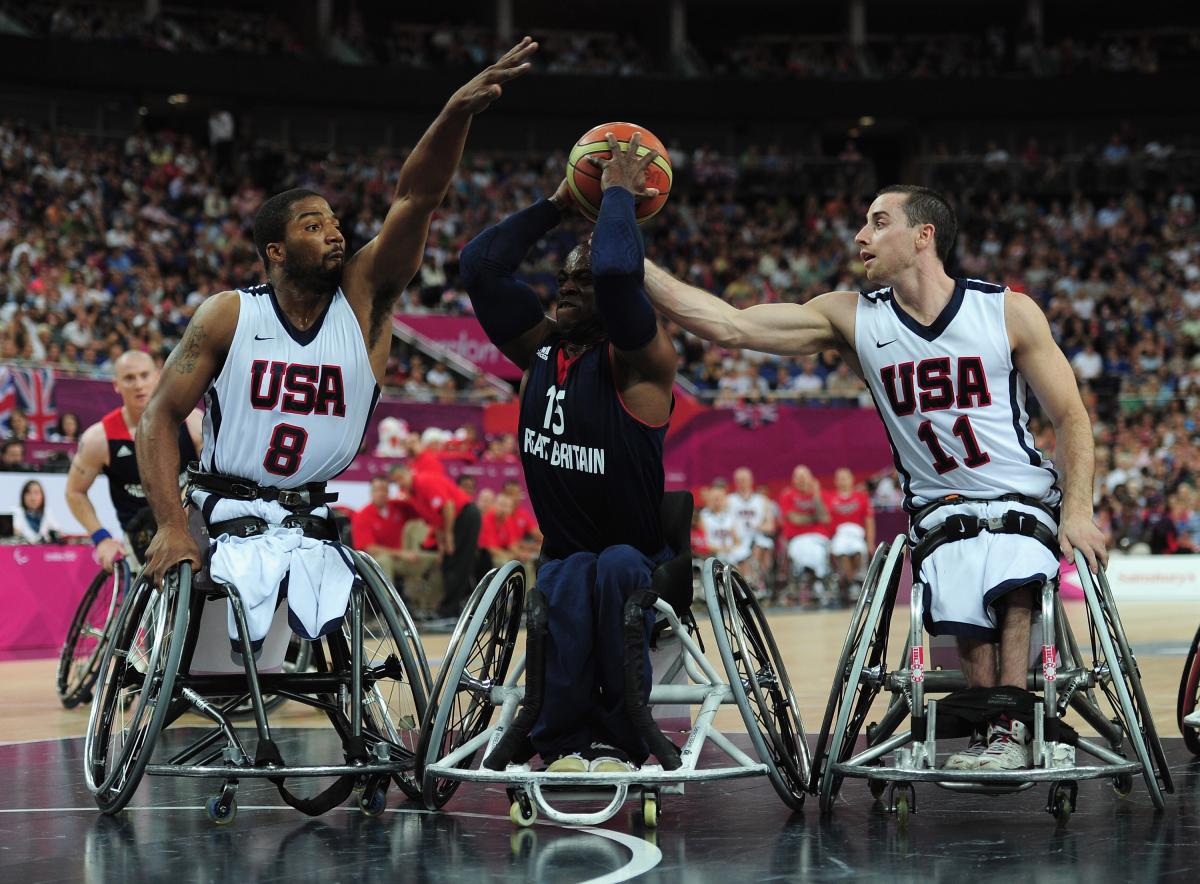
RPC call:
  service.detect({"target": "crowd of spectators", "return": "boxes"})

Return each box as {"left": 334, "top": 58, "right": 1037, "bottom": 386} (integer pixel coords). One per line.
{"left": 2, "top": 114, "right": 1199, "bottom": 551}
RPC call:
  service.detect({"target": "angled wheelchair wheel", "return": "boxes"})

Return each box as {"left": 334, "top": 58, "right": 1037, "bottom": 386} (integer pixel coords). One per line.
{"left": 417, "top": 562, "right": 524, "bottom": 810}
{"left": 350, "top": 550, "right": 433, "bottom": 801}
{"left": 1177, "top": 622, "right": 1200, "bottom": 755}
{"left": 704, "top": 558, "right": 809, "bottom": 810}
{"left": 1076, "top": 553, "right": 1172, "bottom": 808}
{"left": 57, "top": 560, "right": 131, "bottom": 708}
{"left": 84, "top": 564, "right": 193, "bottom": 814}
{"left": 815, "top": 537, "right": 907, "bottom": 813}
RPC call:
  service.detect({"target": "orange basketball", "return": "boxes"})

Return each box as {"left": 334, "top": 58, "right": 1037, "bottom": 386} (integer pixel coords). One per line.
{"left": 566, "top": 121, "right": 672, "bottom": 224}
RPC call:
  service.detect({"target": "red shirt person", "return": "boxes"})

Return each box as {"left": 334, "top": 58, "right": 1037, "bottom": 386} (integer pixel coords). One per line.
{"left": 824, "top": 466, "right": 876, "bottom": 559}
{"left": 392, "top": 462, "right": 481, "bottom": 618}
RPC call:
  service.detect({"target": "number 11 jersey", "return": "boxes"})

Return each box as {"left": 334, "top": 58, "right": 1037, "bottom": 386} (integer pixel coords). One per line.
{"left": 855, "top": 278, "right": 1060, "bottom": 513}
{"left": 200, "top": 284, "right": 379, "bottom": 488}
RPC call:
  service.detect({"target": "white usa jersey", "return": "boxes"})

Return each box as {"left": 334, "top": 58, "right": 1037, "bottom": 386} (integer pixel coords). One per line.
{"left": 729, "top": 491, "right": 770, "bottom": 536}
{"left": 200, "top": 284, "right": 379, "bottom": 488}
{"left": 855, "top": 278, "right": 1060, "bottom": 512}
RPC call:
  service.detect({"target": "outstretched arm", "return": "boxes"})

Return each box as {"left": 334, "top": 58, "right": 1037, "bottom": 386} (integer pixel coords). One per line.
{"left": 1007, "top": 290, "right": 1107, "bottom": 572}
{"left": 344, "top": 37, "right": 538, "bottom": 355}
{"left": 643, "top": 261, "right": 853, "bottom": 357}
{"left": 137, "top": 291, "right": 239, "bottom": 585}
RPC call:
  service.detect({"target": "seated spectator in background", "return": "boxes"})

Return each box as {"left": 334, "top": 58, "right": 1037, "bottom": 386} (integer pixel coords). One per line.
{"left": 480, "top": 491, "right": 539, "bottom": 568}
{"left": 777, "top": 465, "right": 833, "bottom": 605}
{"left": 374, "top": 416, "right": 410, "bottom": 458}
{"left": 482, "top": 432, "right": 520, "bottom": 464}
{"left": 1, "top": 440, "right": 28, "bottom": 471}
{"left": 728, "top": 466, "right": 777, "bottom": 585}
{"left": 501, "top": 479, "right": 543, "bottom": 549}
{"left": 824, "top": 467, "right": 875, "bottom": 603}
{"left": 7, "top": 409, "right": 32, "bottom": 441}
{"left": 12, "top": 479, "right": 61, "bottom": 543}
{"left": 47, "top": 412, "right": 82, "bottom": 444}
{"left": 444, "top": 425, "right": 482, "bottom": 462}
{"left": 352, "top": 476, "right": 441, "bottom": 615}
{"left": 700, "top": 479, "right": 751, "bottom": 565}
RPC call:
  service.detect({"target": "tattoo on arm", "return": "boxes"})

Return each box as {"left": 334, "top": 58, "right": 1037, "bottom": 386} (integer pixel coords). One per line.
{"left": 169, "top": 321, "right": 206, "bottom": 375}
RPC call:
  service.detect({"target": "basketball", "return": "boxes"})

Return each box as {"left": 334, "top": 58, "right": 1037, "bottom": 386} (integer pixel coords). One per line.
{"left": 566, "top": 121, "right": 672, "bottom": 223}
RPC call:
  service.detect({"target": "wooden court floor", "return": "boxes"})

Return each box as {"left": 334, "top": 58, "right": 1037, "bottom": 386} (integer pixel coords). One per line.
{"left": 4, "top": 600, "right": 1196, "bottom": 747}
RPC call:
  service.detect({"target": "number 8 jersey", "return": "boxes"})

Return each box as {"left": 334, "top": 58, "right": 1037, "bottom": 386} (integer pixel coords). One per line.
{"left": 855, "top": 278, "right": 1061, "bottom": 513}
{"left": 199, "top": 284, "right": 380, "bottom": 487}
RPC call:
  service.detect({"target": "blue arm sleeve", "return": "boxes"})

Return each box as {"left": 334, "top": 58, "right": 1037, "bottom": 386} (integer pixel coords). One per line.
{"left": 591, "top": 188, "right": 658, "bottom": 352}
{"left": 459, "top": 198, "right": 561, "bottom": 346}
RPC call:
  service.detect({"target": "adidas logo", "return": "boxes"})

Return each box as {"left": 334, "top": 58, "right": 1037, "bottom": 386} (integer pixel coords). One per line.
{"left": 536, "top": 346, "right": 551, "bottom": 361}
{"left": 116, "top": 444, "right": 134, "bottom": 458}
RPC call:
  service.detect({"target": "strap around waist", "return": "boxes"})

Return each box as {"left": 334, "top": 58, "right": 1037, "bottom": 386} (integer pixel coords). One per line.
{"left": 187, "top": 464, "right": 339, "bottom": 509}
{"left": 911, "top": 507, "right": 1060, "bottom": 574}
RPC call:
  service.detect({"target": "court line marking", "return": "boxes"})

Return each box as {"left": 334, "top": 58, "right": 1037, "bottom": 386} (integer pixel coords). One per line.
{"left": 0, "top": 804, "right": 662, "bottom": 883}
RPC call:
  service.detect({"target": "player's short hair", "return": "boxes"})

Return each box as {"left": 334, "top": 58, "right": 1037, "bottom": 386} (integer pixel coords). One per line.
{"left": 253, "top": 188, "right": 322, "bottom": 266}
{"left": 876, "top": 185, "right": 957, "bottom": 265}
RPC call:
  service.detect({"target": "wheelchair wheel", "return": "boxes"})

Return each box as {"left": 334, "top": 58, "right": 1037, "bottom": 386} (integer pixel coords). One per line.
{"left": 57, "top": 560, "right": 131, "bottom": 708}
{"left": 815, "top": 537, "right": 907, "bottom": 813}
{"left": 417, "top": 561, "right": 524, "bottom": 810}
{"left": 350, "top": 550, "right": 432, "bottom": 801}
{"left": 704, "top": 559, "right": 809, "bottom": 810}
{"left": 84, "top": 564, "right": 193, "bottom": 814}
{"left": 1077, "top": 553, "right": 1172, "bottom": 808}
{"left": 1177, "top": 622, "right": 1200, "bottom": 755}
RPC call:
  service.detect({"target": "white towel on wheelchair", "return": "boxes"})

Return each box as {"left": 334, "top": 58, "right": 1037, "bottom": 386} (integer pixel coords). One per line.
{"left": 200, "top": 495, "right": 355, "bottom": 648}
{"left": 911, "top": 499, "right": 1059, "bottom": 638}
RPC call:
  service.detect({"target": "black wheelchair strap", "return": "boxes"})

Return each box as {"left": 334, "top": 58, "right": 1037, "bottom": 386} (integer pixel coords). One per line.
{"left": 483, "top": 589, "right": 548, "bottom": 771}
{"left": 208, "top": 514, "right": 339, "bottom": 542}
{"left": 911, "top": 506, "right": 1060, "bottom": 575}
{"left": 255, "top": 737, "right": 371, "bottom": 817}
{"left": 623, "top": 589, "right": 682, "bottom": 770}
{"left": 911, "top": 493, "right": 1059, "bottom": 537}
{"left": 187, "top": 464, "right": 339, "bottom": 509}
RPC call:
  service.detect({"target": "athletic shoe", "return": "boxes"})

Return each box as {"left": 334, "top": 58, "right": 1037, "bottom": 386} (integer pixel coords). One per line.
{"left": 943, "top": 732, "right": 987, "bottom": 770}
{"left": 976, "top": 715, "right": 1032, "bottom": 771}
{"left": 545, "top": 753, "right": 587, "bottom": 774}
{"left": 589, "top": 756, "right": 636, "bottom": 774}
{"left": 1183, "top": 709, "right": 1200, "bottom": 728}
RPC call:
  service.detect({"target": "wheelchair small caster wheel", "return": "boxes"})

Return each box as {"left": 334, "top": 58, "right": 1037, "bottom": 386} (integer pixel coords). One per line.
{"left": 1047, "top": 782, "right": 1077, "bottom": 826}
{"left": 206, "top": 795, "right": 237, "bottom": 826}
{"left": 642, "top": 794, "right": 659, "bottom": 829}
{"left": 895, "top": 793, "right": 910, "bottom": 826}
{"left": 359, "top": 787, "right": 387, "bottom": 818}
{"left": 510, "top": 792, "right": 537, "bottom": 827}
{"left": 1112, "top": 773, "right": 1134, "bottom": 797}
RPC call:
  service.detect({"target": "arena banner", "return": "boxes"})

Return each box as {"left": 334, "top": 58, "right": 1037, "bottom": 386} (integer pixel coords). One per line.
{"left": 1061, "top": 554, "right": 1200, "bottom": 602}
{"left": 0, "top": 544, "right": 95, "bottom": 659}
{"left": 395, "top": 315, "right": 523, "bottom": 380}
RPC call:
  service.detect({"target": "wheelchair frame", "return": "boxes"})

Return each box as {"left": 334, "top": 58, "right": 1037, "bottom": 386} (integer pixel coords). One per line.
{"left": 813, "top": 535, "right": 1173, "bottom": 824}
{"left": 417, "top": 558, "right": 810, "bottom": 828}
{"left": 83, "top": 550, "right": 430, "bottom": 822}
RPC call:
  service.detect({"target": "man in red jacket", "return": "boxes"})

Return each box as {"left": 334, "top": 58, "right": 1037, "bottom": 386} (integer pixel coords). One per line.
{"left": 352, "top": 476, "right": 441, "bottom": 614}
{"left": 391, "top": 461, "right": 482, "bottom": 618}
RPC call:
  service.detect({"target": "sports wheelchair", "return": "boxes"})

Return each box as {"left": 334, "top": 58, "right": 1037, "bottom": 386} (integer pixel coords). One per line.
{"left": 1177, "top": 621, "right": 1200, "bottom": 755}
{"left": 812, "top": 521, "right": 1173, "bottom": 826}
{"left": 83, "top": 508, "right": 430, "bottom": 823}
{"left": 416, "top": 491, "right": 810, "bottom": 828}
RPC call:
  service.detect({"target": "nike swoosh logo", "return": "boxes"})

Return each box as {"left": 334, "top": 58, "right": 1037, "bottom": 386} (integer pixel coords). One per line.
{"left": 875, "top": 339, "right": 896, "bottom": 348}
{"left": 255, "top": 334, "right": 274, "bottom": 341}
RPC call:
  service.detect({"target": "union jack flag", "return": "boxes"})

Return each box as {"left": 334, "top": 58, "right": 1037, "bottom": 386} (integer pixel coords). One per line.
{"left": 733, "top": 402, "right": 778, "bottom": 430}
{"left": 11, "top": 367, "right": 57, "bottom": 440}
{"left": 0, "top": 367, "right": 14, "bottom": 437}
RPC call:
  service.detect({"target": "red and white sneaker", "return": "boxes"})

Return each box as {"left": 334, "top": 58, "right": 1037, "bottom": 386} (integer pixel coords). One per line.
{"left": 976, "top": 715, "right": 1032, "bottom": 771}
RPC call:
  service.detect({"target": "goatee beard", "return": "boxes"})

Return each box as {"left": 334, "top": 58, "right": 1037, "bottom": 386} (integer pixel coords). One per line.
{"left": 282, "top": 254, "right": 343, "bottom": 293}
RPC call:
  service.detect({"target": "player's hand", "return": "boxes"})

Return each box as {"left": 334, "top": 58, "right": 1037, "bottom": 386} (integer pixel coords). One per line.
{"left": 94, "top": 537, "right": 124, "bottom": 573}
{"left": 1059, "top": 512, "right": 1108, "bottom": 574}
{"left": 549, "top": 178, "right": 579, "bottom": 216}
{"left": 143, "top": 522, "right": 202, "bottom": 588}
{"left": 587, "top": 131, "right": 661, "bottom": 200}
{"left": 452, "top": 36, "right": 538, "bottom": 116}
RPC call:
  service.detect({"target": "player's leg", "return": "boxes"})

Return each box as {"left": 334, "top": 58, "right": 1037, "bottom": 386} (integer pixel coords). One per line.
{"left": 530, "top": 552, "right": 600, "bottom": 772}
{"left": 975, "top": 583, "right": 1038, "bottom": 771}
{"left": 589, "top": 543, "right": 665, "bottom": 772}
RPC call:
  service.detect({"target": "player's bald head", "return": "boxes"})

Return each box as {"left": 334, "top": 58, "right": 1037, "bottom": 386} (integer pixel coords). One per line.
{"left": 114, "top": 350, "right": 155, "bottom": 375}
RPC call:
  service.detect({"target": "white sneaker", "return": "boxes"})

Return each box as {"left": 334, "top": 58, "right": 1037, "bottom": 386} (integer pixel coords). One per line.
{"left": 545, "top": 753, "right": 587, "bottom": 774}
{"left": 1183, "top": 709, "right": 1200, "bottom": 728}
{"left": 589, "top": 757, "right": 635, "bottom": 774}
{"left": 943, "top": 733, "right": 987, "bottom": 770}
{"left": 976, "top": 716, "right": 1032, "bottom": 771}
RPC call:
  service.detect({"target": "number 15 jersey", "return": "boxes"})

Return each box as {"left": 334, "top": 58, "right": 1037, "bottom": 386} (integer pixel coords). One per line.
{"left": 854, "top": 278, "right": 1060, "bottom": 513}
{"left": 200, "top": 284, "right": 380, "bottom": 488}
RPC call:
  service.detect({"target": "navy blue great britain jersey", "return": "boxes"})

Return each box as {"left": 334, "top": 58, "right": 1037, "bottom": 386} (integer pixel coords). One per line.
{"left": 519, "top": 334, "right": 668, "bottom": 560}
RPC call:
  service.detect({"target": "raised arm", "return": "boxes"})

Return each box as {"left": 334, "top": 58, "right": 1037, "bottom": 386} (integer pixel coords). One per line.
{"left": 1007, "top": 290, "right": 1107, "bottom": 571}
{"left": 137, "top": 291, "right": 239, "bottom": 585}
{"left": 343, "top": 37, "right": 538, "bottom": 359}
{"left": 643, "top": 260, "right": 855, "bottom": 357}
